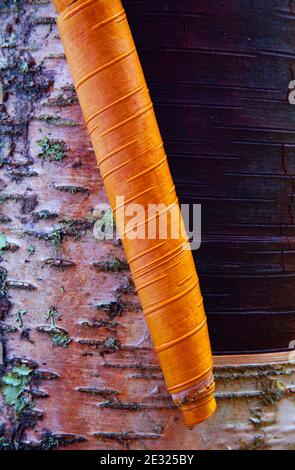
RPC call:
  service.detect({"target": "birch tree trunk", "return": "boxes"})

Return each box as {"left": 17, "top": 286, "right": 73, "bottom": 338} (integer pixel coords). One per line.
{"left": 0, "top": 0, "right": 295, "bottom": 450}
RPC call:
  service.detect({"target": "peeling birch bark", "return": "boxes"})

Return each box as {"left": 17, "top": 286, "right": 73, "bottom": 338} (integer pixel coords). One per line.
{"left": 1, "top": 0, "right": 295, "bottom": 450}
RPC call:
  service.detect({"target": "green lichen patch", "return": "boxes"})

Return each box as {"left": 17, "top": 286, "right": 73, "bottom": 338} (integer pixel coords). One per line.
{"left": 38, "top": 308, "right": 72, "bottom": 348}
{"left": 45, "top": 307, "right": 60, "bottom": 329}
{"left": 1, "top": 53, "right": 51, "bottom": 100}
{"left": 0, "top": 57, "right": 9, "bottom": 70}
{"left": 46, "top": 227, "right": 63, "bottom": 250}
{"left": 37, "top": 325, "right": 71, "bottom": 349}
{"left": 19, "top": 60, "right": 30, "bottom": 73}
{"left": 78, "top": 336, "right": 121, "bottom": 354}
{"left": 15, "top": 309, "right": 27, "bottom": 328}
{"left": 37, "top": 115, "right": 78, "bottom": 127}
{"left": 0, "top": 193, "right": 23, "bottom": 205}
{"left": 59, "top": 217, "right": 94, "bottom": 239}
{"left": 39, "top": 431, "right": 85, "bottom": 450}
{"left": 27, "top": 245, "right": 36, "bottom": 255}
{"left": 26, "top": 223, "right": 86, "bottom": 251}
{"left": 37, "top": 136, "right": 68, "bottom": 162}
{"left": 0, "top": 232, "right": 7, "bottom": 254}
{"left": 1, "top": 363, "right": 33, "bottom": 412}
{"left": 101, "top": 336, "right": 121, "bottom": 354}
{"left": 0, "top": 429, "right": 58, "bottom": 451}
{"left": 50, "top": 330, "right": 71, "bottom": 349}
{"left": 48, "top": 85, "right": 78, "bottom": 107}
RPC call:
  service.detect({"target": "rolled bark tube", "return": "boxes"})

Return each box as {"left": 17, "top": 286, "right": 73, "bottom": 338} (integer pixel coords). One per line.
{"left": 53, "top": 0, "right": 216, "bottom": 427}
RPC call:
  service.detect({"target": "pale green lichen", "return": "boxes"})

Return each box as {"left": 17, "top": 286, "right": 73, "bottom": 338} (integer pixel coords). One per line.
{"left": 46, "top": 227, "right": 63, "bottom": 250}
{"left": 43, "top": 308, "right": 71, "bottom": 348}
{"left": 45, "top": 307, "right": 60, "bottom": 328}
{"left": 0, "top": 233, "right": 7, "bottom": 254}
{"left": 37, "top": 136, "right": 68, "bottom": 162}
{"left": 27, "top": 245, "right": 36, "bottom": 255}
{"left": 50, "top": 330, "right": 71, "bottom": 349}
{"left": 15, "top": 309, "right": 27, "bottom": 328}
{"left": 19, "top": 60, "right": 29, "bottom": 73}
{"left": 0, "top": 57, "right": 9, "bottom": 70}
{"left": 1, "top": 364, "right": 34, "bottom": 412}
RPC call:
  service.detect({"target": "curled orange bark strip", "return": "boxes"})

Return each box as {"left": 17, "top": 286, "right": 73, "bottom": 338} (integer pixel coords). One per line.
{"left": 53, "top": 0, "right": 216, "bottom": 427}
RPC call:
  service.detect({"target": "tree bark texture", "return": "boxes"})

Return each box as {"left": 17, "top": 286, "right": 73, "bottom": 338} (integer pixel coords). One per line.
{"left": 0, "top": 0, "right": 295, "bottom": 450}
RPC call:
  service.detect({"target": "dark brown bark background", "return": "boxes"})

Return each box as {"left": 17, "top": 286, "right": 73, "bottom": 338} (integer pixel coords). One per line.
{"left": 0, "top": 0, "right": 295, "bottom": 450}
{"left": 125, "top": 0, "right": 295, "bottom": 354}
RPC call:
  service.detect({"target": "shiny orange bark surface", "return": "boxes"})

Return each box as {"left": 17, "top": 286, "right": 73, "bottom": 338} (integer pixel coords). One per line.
{"left": 53, "top": 0, "right": 216, "bottom": 426}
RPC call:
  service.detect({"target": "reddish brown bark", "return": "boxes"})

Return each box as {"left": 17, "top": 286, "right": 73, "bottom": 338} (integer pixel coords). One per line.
{"left": 0, "top": 0, "right": 295, "bottom": 450}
